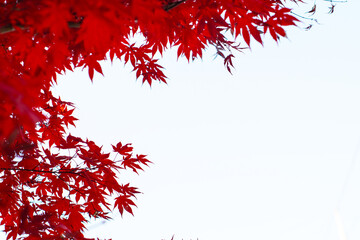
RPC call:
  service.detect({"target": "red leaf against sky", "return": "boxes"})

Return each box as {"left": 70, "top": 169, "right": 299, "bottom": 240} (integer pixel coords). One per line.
{"left": 0, "top": 0, "right": 324, "bottom": 239}
{"left": 114, "top": 195, "right": 137, "bottom": 216}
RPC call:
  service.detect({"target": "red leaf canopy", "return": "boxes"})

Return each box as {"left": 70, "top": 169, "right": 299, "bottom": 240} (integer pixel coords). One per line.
{"left": 0, "top": 0, "right": 299, "bottom": 239}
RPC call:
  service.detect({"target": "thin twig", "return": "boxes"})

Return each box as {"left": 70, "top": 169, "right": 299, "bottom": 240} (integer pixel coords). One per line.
{"left": 0, "top": 167, "right": 83, "bottom": 176}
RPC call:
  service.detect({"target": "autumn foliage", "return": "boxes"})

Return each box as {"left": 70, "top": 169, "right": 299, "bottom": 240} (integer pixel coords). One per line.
{"left": 0, "top": 0, "right": 301, "bottom": 239}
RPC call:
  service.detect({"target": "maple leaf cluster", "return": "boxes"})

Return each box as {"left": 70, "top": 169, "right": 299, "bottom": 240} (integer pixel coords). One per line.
{"left": 0, "top": 0, "right": 301, "bottom": 239}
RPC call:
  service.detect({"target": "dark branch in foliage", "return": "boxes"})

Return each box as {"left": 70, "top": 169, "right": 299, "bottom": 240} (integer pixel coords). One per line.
{"left": 163, "top": 0, "right": 187, "bottom": 11}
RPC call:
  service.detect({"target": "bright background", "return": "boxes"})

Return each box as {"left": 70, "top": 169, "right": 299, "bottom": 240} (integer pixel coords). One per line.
{"left": 52, "top": 1, "right": 359, "bottom": 240}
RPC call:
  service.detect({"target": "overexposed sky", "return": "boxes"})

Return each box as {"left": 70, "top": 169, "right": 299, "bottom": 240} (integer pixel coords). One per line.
{"left": 7, "top": 1, "right": 360, "bottom": 240}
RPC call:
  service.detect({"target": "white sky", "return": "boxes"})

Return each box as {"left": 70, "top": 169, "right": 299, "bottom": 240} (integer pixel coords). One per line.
{"left": 4, "top": 1, "right": 360, "bottom": 240}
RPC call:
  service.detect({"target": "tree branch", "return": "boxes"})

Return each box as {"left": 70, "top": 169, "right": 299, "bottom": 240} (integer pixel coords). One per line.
{"left": 163, "top": 0, "right": 187, "bottom": 11}
{"left": 0, "top": 22, "right": 81, "bottom": 35}
{"left": 0, "top": 24, "right": 27, "bottom": 34}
